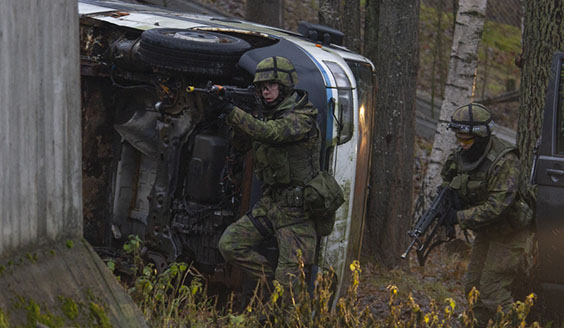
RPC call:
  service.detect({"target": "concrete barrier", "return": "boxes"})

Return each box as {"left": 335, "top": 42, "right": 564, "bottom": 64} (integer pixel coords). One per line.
{"left": 0, "top": 1, "right": 146, "bottom": 326}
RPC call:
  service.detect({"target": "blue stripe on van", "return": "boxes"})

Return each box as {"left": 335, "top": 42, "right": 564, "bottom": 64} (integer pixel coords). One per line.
{"left": 301, "top": 53, "right": 334, "bottom": 146}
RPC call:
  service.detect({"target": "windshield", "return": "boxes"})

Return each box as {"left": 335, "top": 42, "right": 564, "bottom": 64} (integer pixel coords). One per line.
{"left": 344, "top": 59, "right": 375, "bottom": 261}
{"left": 346, "top": 60, "right": 375, "bottom": 114}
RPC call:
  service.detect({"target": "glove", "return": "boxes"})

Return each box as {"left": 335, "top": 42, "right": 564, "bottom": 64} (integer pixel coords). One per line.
{"left": 208, "top": 96, "right": 234, "bottom": 117}
{"left": 216, "top": 98, "right": 234, "bottom": 114}
{"left": 444, "top": 208, "right": 459, "bottom": 227}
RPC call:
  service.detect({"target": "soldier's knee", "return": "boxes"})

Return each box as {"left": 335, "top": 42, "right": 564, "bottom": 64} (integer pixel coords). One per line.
{"left": 218, "top": 233, "right": 235, "bottom": 262}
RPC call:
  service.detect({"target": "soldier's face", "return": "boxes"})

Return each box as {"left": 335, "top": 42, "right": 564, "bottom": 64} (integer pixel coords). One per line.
{"left": 260, "top": 82, "right": 280, "bottom": 103}
{"left": 456, "top": 133, "right": 475, "bottom": 150}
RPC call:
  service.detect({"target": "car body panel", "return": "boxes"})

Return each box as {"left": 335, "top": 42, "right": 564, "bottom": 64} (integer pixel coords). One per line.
{"left": 533, "top": 52, "right": 564, "bottom": 288}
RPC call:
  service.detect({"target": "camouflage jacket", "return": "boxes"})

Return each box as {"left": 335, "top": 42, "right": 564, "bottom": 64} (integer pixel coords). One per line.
{"left": 226, "top": 90, "right": 321, "bottom": 190}
{"left": 441, "top": 136, "right": 524, "bottom": 231}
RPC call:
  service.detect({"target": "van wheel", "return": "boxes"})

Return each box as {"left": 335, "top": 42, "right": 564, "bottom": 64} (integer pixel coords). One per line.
{"left": 138, "top": 29, "right": 251, "bottom": 76}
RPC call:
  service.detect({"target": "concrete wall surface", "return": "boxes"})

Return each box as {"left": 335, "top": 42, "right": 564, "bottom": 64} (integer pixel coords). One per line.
{"left": 0, "top": 239, "right": 148, "bottom": 327}
{"left": 0, "top": 2, "right": 148, "bottom": 326}
{"left": 0, "top": 0, "right": 82, "bottom": 255}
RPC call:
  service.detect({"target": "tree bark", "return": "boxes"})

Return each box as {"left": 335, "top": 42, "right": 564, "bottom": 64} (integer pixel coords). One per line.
{"left": 246, "top": 0, "right": 284, "bottom": 28}
{"left": 362, "top": 0, "right": 419, "bottom": 268}
{"left": 518, "top": 0, "right": 564, "bottom": 175}
{"left": 319, "top": 0, "right": 361, "bottom": 52}
{"left": 363, "top": 0, "right": 379, "bottom": 61}
{"left": 343, "top": 0, "right": 362, "bottom": 53}
{"left": 423, "top": 0, "right": 488, "bottom": 198}
{"left": 319, "top": 0, "right": 343, "bottom": 31}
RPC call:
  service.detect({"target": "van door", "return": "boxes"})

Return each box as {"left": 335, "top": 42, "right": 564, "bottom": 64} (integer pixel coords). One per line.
{"left": 533, "top": 52, "right": 564, "bottom": 285}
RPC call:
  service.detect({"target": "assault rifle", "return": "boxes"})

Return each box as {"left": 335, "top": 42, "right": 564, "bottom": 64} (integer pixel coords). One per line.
{"left": 186, "top": 82, "right": 258, "bottom": 113}
{"left": 401, "top": 186, "right": 460, "bottom": 266}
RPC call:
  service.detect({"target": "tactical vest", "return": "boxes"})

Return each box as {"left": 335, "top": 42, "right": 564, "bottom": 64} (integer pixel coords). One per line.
{"left": 253, "top": 91, "right": 321, "bottom": 190}
{"left": 450, "top": 137, "right": 514, "bottom": 205}
{"left": 449, "top": 136, "right": 532, "bottom": 231}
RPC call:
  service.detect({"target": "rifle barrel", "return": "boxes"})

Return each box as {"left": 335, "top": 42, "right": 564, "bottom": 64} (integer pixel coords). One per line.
{"left": 401, "top": 237, "right": 418, "bottom": 259}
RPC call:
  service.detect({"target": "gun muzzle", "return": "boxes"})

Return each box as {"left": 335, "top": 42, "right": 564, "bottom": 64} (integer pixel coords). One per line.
{"left": 401, "top": 238, "right": 418, "bottom": 259}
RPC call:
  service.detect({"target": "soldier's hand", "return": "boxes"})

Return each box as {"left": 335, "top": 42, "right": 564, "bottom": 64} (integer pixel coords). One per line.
{"left": 208, "top": 95, "right": 234, "bottom": 117}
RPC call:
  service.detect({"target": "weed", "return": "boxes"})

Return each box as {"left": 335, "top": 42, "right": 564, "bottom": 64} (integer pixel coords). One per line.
{"left": 115, "top": 237, "right": 540, "bottom": 327}
{"left": 0, "top": 308, "right": 9, "bottom": 328}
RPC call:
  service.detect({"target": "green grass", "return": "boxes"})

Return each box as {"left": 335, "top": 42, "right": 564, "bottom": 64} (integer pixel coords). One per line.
{"left": 482, "top": 20, "right": 521, "bottom": 53}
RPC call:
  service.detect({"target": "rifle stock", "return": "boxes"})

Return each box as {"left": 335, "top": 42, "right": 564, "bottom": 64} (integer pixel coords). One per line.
{"left": 401, "top": 186, "right": 459, "bottom": 266}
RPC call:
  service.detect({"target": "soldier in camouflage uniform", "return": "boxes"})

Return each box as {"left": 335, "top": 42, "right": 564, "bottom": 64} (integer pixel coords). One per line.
{"left": 441, "top": 103, "right": 533, "bottom": 327}
{"left": 218, "top": 57, "right": 320, "bottom": 293}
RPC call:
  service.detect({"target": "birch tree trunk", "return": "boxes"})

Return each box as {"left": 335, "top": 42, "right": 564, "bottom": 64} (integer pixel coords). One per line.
{"left": 423, "top": 0, "right": 488, "bottom": 197}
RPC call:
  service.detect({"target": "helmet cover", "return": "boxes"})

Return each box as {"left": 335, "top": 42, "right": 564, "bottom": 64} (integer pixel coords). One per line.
{"left": 448, "top": 103, "right": 495, "bottom": 137}
{"left": 253, "top": 56, "right": 298, "bottom": 87}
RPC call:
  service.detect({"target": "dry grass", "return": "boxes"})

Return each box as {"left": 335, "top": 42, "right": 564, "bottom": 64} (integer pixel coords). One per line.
{"left": 107, "top": 236, "right": 540, "bottom": 328}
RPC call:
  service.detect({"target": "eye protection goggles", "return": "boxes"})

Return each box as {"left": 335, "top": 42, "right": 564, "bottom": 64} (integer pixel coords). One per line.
{"left": 258, "top": 82, "right": 277, "bottom": 92}
{"left": 456, "top": 135, "right": 475, "bottom": 146}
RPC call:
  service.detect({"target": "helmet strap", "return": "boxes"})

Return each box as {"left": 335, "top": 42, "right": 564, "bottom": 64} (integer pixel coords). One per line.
{"left": 272, "top": 56, "right": 278, "bottom": 79}
{"left": 468, "top": 103, "right": 474, "bottom": 134}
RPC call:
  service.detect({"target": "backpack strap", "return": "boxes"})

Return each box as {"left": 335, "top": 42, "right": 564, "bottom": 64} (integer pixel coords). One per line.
{"left": 486, "top": 146, "right": 518, "bottom": 179}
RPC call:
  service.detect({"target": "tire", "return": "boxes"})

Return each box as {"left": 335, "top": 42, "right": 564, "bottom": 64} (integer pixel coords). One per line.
{"left": 138, "top": 29, "right": 251, "bottom": 76}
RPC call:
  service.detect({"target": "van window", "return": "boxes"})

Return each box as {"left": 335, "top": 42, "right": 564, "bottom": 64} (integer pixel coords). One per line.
{"left": 346, "top": 60, "right": 375, "bottom": 124}
{"left": 324, "top": 61, "right": 353, "bottom": 144}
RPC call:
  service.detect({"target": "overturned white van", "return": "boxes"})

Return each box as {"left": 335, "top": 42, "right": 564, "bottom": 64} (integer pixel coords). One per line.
{"left": 79, "top": 0, "right": 375, "bottom": 301}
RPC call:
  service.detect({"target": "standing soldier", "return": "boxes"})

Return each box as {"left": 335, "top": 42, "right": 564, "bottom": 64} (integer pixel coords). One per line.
{"left": 441, "top": 103, "right": 533, "bottom": 327}
{"left": 217, "top": 56, "right": 320, "bottom": 300}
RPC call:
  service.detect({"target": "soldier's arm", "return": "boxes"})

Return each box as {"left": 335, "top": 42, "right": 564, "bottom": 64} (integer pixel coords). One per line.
{"left": 226, "top": 107, "right": 314, "bottom": 143}
{"left": 457, "top": 152, "right": 520, "bottom": 230}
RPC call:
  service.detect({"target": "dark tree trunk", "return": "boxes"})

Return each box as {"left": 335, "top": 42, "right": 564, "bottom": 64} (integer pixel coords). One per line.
{"left": 319, "top": 0, "right": 361, "bottom": 52}
{"left": 363, "top": 0, "right": 379, "bottom": 61}
{"left": 343, "top": 0, "right": 362, "bottom": 53}
{"left": 319, "top": 0, "right": 343, "bottom": 31}
{"left": 246, "top": 0, "right": 284, "bottom": 28}
{"left": 518, "top": 0, "right": 564, "bottom": 174}
{"left": 362, "top": 0, "right": 419, "bottom": 268}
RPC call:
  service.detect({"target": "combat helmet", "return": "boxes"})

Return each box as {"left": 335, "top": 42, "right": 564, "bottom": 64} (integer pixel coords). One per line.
{"left": 253, "top": 56, "right": 299, "bottom": 87}
{"left": 448, "top": 103, "right": 495, "bottom": 138}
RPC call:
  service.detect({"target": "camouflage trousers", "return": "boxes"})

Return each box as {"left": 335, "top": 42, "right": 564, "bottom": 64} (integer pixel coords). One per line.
{"left": 464, "top": 227, "right": 533, "bottom": 327}
{"left": 218, "top": 196, "right": 317, "bottom": 288}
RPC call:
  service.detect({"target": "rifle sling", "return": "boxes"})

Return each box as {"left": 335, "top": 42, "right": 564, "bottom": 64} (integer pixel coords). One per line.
{"left": 248, "top": 211, "right": 274, "bottom": 238}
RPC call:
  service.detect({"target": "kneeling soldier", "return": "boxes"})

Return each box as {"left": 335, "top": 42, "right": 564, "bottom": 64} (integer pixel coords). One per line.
{"left": 441, "top": 103, "right": 533, "bottom": 327}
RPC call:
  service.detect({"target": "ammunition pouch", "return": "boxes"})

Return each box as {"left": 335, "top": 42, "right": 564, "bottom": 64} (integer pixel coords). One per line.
{"left": 303, "top": 171, "right": 345, "bottom": 236}
{"left": 273, "top": 186, "right": 304, "bottom": 208}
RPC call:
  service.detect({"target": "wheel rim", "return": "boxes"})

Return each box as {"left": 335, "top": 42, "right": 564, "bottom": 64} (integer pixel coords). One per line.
{"left": 171, "top": 31, "right": 234, "bottom": 44}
